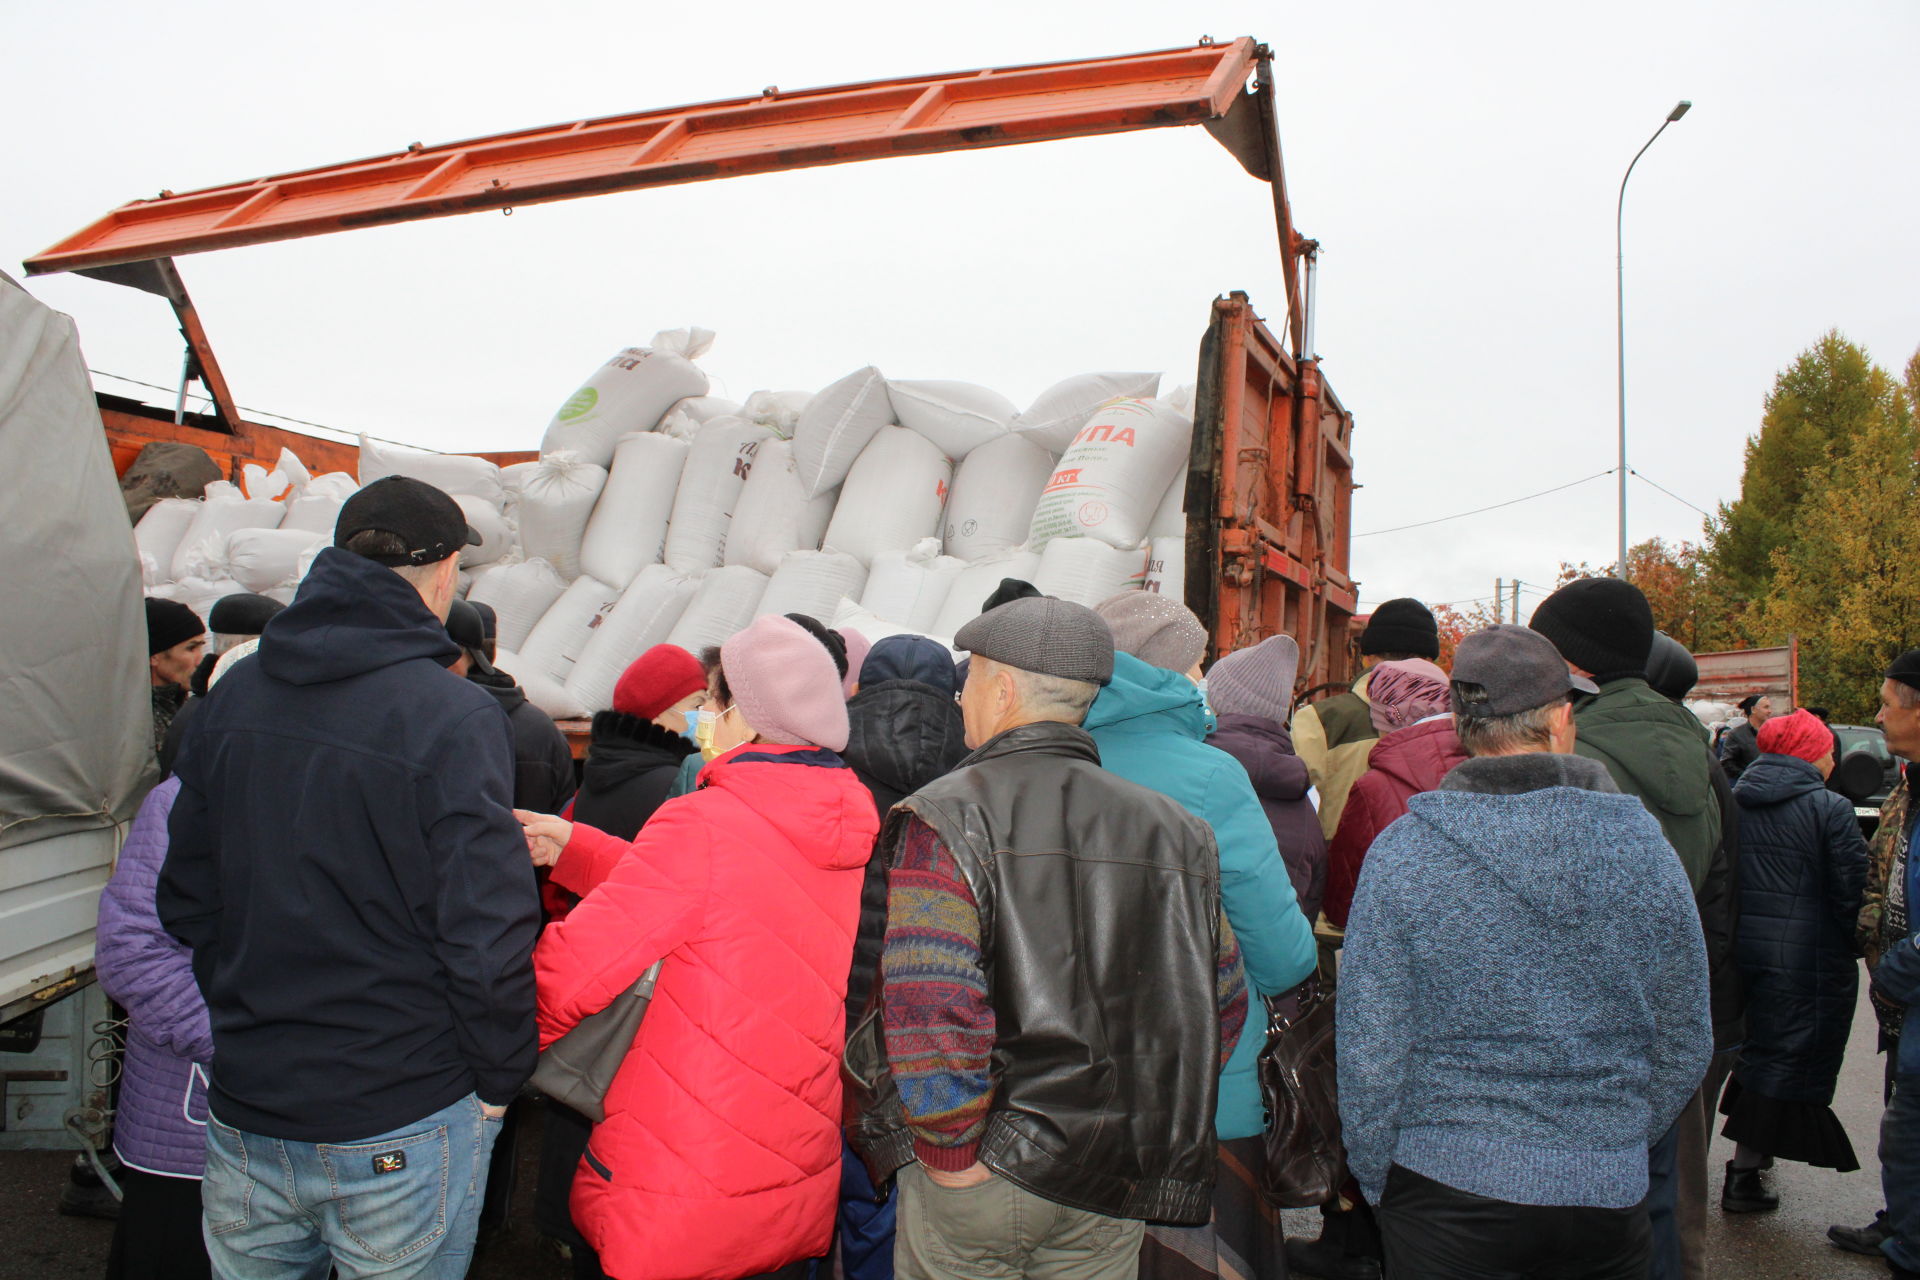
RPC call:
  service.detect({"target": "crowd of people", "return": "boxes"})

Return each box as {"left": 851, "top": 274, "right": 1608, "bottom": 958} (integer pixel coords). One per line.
{"left": 98, "top": 473, "right": 1920, "bottom": 1280}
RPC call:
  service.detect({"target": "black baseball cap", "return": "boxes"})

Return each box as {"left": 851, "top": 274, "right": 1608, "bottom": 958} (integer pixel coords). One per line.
{"left": 334, "top": 476, "right": 481, "bottom": 566}
{"left": 1450, "top": 624, "right": 1599, "bottom": 720}
{"left": 445, "top": 599, "right": 497, "bottom": 676}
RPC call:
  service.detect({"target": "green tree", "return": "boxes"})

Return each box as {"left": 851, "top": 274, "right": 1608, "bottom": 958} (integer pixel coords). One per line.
{"left": 1700, "top": 331, "right": 1911, "bottom": 643}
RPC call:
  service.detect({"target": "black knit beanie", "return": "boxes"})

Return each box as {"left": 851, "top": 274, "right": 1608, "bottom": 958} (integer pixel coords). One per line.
{"left": 982, "top": 577, "right": 1043, "bottom": 613}
{"left": 1360, "top": 598, "right": 1440, "bottom": 658}
{"left": 145, "top": 598, "right": 204, "bottom": 656}
{"left": 207, "top": 592, "right": 284, "bottom": 637}
{"left": 1528, "top": 578, "right": 1654, "bottom": 681}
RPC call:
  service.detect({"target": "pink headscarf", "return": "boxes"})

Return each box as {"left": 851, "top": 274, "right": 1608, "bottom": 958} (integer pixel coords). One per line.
{"left": 1368, "top": 658, "right": 1453, "bottom": 734}
{"left": 1757, "top": 708, "right": 1833, "bottom": 764}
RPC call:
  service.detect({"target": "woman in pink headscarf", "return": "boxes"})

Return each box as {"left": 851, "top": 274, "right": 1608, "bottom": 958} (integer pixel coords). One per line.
{"left": 1323, "top": 658, "right": 1466, "bottom": 927}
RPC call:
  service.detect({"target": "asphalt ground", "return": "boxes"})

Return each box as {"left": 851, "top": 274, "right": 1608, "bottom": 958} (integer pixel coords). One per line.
{"left": 0, "top": 975, "right": 1897, "bottom": 1279}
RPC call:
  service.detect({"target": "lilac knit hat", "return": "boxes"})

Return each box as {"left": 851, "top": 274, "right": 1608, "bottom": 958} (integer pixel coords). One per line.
{"left": 839, "top": 627, "right": 871, "bottom": 698}
{"left": 1367, "top": 659, "right": 1452, "bottom": 733}
{"left": 721, "top": 615, "right": 851, "bottom": 751}
{"left": 1206, "top": 635, "right": 1301, "bottom": 723}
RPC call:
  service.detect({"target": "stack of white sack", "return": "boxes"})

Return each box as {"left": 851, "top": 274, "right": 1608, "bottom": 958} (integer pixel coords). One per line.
{"left": 280, "top": 472, "right": 360, "bottom": 537}
{"left": 539, "top": 328, "right": 716, "bottom": 467}
{"left": 1011, "top": 371, "right": 1161, "bottom": 453}
{"left": 666, "top": 566, "right": 769, "bottom": 654}
{"left": 578, "top": 433, "right": 687, "bottom": 588}
{"left": 663, "top": 417, "right": 779, "bottom": 574}
{"left": 930, "top": 549, "right": 1042, "bottom": 639}
{"left": 468, "top": 558, "right": 570, "bottom": 652}
{"left": 722, "top": 439, "right": 837, "bottom": 576}
{"left": 821, "top": 427, "right": 952, "bottom": 566}
{"left": 358, "top": 433, "right": 505, "bottom": 510}
{"left": 516, "top": 452, "right": 606, "bottom": 582}
{"left": 1033, "top": 537, "right": 1149, "bottom": 608}
{"left": 1143, "top": 465, "right": 1189, "bottom": 603}
{"left": 1026, "top": 398, "right": 1191, "bottom": 553}
{"left": 942, "top": 433, "right": 1056, "bottom": 561}
{"left": 859, "top": 539, "right": 966, "bottom": 635}
{"left": 565, "top": 566, "right": 700, "bottom": 712}
{"left": 832, "top": 598, "right": 959, "bottom": 660}
{"left": 756, "top": 550, "right": 868, "bottom": 622}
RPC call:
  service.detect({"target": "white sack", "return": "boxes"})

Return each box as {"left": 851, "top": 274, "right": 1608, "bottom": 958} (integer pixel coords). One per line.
{"left": 832, "top": 598, "right": 960, "bottom": 660}
{"left": 358, "top": 434, "right": 505, "bottom": 510}
{"left": 172, "top": 576, "right": 248, "bottom": 622}
{"left": 666, "top": 566, "right": 770, "bottom": 653}
{"left": 1033, "top": 537, "right": 1150, "bottom": 608}
{"left": 860, "top": 538, "right": 967, "bottom": 632}
{"left": 457, "top": 495, "right": 513, "bottom": 568}
{"left": 519, "top": 575, "right": 621, "bottom": 687}
{"left": 1013, "top": 371, "right": 1162, "bottom": 454}
{"left": 742, "top": 389, "right": 814, "bottom": 437}
{"left": 663, "top": 417, "right": 779, "bottom": 574}
{"left": 280, "top": 472, "right": 357, "bottom": 537}
{"left": 821, "top": 427, "right": 952, "bottom": 566}
{"left": 240, "top": 462, "right": 294, "bottom": 502}
{"left": 658, "top": 395, "right": 745, "bottom": 441}
{"left": 887, "top": 380, "right": 1017, "bottom": 461}
{"left": 1027, "top": 399, "right": 1191, "bottom": 552}
{"left": 579, "top": 433, "right": 688, "bottom": 588}
{"left": 1162, "top": 383, "right": 1198, "bottom": 420}
{"left": 943, "top": 433, "right": 1056, "bottom": 561}
{"left": 722, "top": 439, "right": 837, "bottom": 577}
{"left": 1148, "top": 464, "right": 1189, "bottom": 539}
{"left": 930, "top": 549, "right": 1043, "bottom": 638}
{"left": 539, "top": 328, "right": 715, "bottom": 467}
{"left": 566, "top": 565, "right": 700, "bottom": 712}
{"left": 1144, "top": 535, "right": 1186, "bottom": 605}
{"left": 499, "top": 460, "right": 541, "bottom": 503}
{"left": 469, "top": 557, "right": 569, "bottom": 652}
{"left": 756, "top": 550, "right": 868, "bottom": 624}
{"left": 294, "top": 542, "right": 325, "bottom": 586}
{"left": 791, "top": 367, "right": 894, "bottom": 498}
{"left": 263, "top": 584, "right": 299, "bottom": 607}
{"left": 517, "top": 451, "right": 607, "bottom": 581}
{"left": 226, "top": 528, "right": 325, "bottom": 593}
{"left": 275, "top": 446, "right": 312, "bottom": 494}
{"left": 134, "top": 498, "right": 200, "bottom": 586}
{"left": 495, "top": 647, "right": 589, "bottom": 720}
{"left": 170, "top": 496, "right": 284, "bottom": 581}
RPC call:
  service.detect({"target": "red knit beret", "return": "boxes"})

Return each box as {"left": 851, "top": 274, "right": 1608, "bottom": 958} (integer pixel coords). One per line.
{"left": 1757, "top": 708, "right": 1833, "bottom": 764}
{"left": 612, "top": 644, "right": 706, "bottom": 721}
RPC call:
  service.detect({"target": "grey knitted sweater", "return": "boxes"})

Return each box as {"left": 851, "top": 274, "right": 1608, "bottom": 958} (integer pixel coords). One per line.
{"left": 1336, "top": 751, "right": 1712, "bottom": 1208}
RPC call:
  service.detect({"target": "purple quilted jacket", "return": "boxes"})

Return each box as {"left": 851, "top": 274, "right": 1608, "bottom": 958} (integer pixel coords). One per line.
{"left": 96, "top": 777, "right": 211, "bottom": 1177}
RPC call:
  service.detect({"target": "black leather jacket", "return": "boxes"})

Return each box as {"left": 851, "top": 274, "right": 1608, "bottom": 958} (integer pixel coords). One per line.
{"left": 845, "top": 720, "right": 1225, "bottom": 1224}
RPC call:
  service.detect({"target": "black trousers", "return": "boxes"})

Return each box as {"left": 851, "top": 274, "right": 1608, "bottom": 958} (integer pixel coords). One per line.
{"left": 1377, "top": 1165, "right": 1651, "bottom": 1280}
{"left": 105, "top": 1167, "right": 211, "bottom": 1280}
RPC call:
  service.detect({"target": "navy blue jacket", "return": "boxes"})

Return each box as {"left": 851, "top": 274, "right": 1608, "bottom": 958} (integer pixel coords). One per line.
{"left": 159, "top": 548, "right": 541, "bottom": 1142}
{"left": 1732, "top": 753, "right": 1868, "bottom": 1103}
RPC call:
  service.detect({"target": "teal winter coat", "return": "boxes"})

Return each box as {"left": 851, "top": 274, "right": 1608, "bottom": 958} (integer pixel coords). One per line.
{"left": 1086, "top": 652, "right": 1318, "bottom": 1139}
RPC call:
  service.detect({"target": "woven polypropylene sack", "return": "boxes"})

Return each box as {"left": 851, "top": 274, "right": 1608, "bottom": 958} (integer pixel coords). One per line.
{"left": 1012, "top": 372, "right": 1162, "bottom": 454}
{"left": 170, "top": 496, "right": 284, "bottom": 581}
{"left": 134, "top": 499, "right": 201, "bottom": 586}
{"left": 929, "top": 549, "right": 1043, "bottom": 639}
{"left": 518, "top": 452, "right": 608, "bottom": 582}
{"left": 495, "top": 647, "right": 590, "bottom": 720}
{"left": 665, "top": 565, "right": 770, "bottom": 653}
{"left": 1027, "top": 399, "right": 1191, "bottom": 553}
{"left": 579, "top": 433, "right": 689, "bottom": 588}
{"left": 1149, "top": 464, "right": 1190, "bottom": 539}
{"left": 458, "top": 495, "right": 513, "bottom": 569}
{"left": 663, "top": 417, "right": 779, "bottom": 574}
{"left": 887, "top": 379, "right": 1017, "bottom": 461}
{"left": 469, "top": 558, "right": 570, "bottom": 653}
{"left": 1144, "top": 535, "right": 1187, "bottom": 605}
{"left": 821, "top": 427, "right": 952, "bottom": 567}
{"left": 358, "top": 434, "right": 505, "bottom": 510}
{"left": 517, "top": 575, "right": 621, "bottom": 686}
{"left": 755, "top": 550, "right": 868, "bottom": 624}
{"left": 538, "top": 329, "right": 714, "bottom": 468}
{"left": 722, "top": 439, "right": 838, "bottom": 577}
{"left": 565, "top": 566, "right": 700, "bottom": 712}
{"left": 860, "top": 539, "right": 967, "bottom": 632}
{"left": 1032, "top": 537, "right": 1150, "bottom": 608}
{"left": 791, "top": 367, "right": 895, "bottom": 499}
{"left": 943, "top": 433, "right": 1057, "bottom": 562}
{"left": 226, "top": 528, "right": 326, "bottom": 594}
{"left": 832, "top": 597, "right": 960, "bottom": 661}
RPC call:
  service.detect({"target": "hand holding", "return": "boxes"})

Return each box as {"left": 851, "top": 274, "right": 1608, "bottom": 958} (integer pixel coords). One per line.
{"left": 515, "top": 810, "right": 573, "bottom": 867}
{"left": 924, "top": 1161, "right": 992, "bottom": 1190}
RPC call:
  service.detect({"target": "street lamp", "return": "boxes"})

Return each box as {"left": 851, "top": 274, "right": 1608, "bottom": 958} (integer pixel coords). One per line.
{"left": 1616, "top": 99, "right": 1691, "bottom": 580}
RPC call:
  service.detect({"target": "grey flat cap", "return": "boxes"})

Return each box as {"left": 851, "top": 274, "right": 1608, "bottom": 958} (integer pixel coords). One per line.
{"left": 956, "top": 596, "right": 1115, "bottom": 685}
{"left": 1450, "top": 624, "right": 1599, "bottom": 719}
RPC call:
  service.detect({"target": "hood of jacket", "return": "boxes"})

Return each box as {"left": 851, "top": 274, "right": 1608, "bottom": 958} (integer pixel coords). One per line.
{"left": 582, "top": 710, "right": 695, "bottom": 792}
{"left": 1365, "top": 716, "right": 1467, "bottom": 794}
{"left": 1209, "top": 713, "right": 1311, "bottom": 802}
{"left": 1573, "top": 677, "right": 1714, "bottom": 821}
{"left": 1404, "top": 753, "right": 1646, "bottom": 924}
{"left": 468, "top": 666, "right": 530, "bottom": 716}
{"left": 701, "top": 743, "right": 876, "bottom": 870}
{"left": 257, "top": 547, "right": 458, "bottom": 687}
{"left": 1084, "top": 651, "right": 1208, "bottom": 742}
{"left": 860, "top": 635, "right": 959, "bottom": 698}
{"left": 1734, "top": 752, "right": 1829, "bottom": 806}
{"left": 844, "top": 679, "right": 967, "bottom": 803}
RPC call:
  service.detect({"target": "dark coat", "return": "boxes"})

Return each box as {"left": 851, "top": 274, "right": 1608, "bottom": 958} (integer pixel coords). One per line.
{"left": 571, "top": 712, "right": 696, "bottom": 841}
{"left": 1701, "top": 760, "right": 1747, "bottom": 1050}
{"left": 1208, "top": 713, "right": 1327, "bottom": 924}
{"left": 1732, "top": 753, "right": 1869, "bottom": 1103}
{"left": 1721, "top": 720, "right": 1762, "bottom": 781}
{"left": 839, "top": 637, "right": 968, "bottom": 1032}
{"left": 1325, "top": 717, "right": 1468, "bottom": 928}
{"left": 470, "top": 668, "right": 577, "bottom": 816}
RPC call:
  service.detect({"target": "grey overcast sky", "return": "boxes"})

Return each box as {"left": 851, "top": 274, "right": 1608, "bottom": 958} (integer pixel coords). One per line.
{"left": 6, "top": 1, "right": 1916, "bottom": 618}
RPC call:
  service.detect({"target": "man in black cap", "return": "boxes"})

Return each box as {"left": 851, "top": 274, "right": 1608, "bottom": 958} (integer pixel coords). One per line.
{"left": 1528, "top": 577, "right": 1721, "bottom": 1280}
{"left": 849, "top": 596, "right": 1247, "bottom": 1280}
{"left": 160, "top": 593, "right": 285, "bottom": 777}
{"left": 447, "top": 599, "right": 575, "bottom": 816}
{"left": 159, "top": 476, "right": 540, "bottom": 1279}
{"left": 1293, "top": 597, "right": 1440, "bottom": 839}
{"left": 1834, "top": 650, "right": 1920, "bottom": 1274}
{"left": 145, "top": 598, "right": 205, "bottom": 755}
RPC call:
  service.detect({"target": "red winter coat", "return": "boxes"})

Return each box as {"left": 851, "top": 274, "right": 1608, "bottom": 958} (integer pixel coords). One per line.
{"left": 1324, "top": 717, "right": 1468, "bottom": 927}
{"left": 535, "top": 743, "right": 881, "bottom": 1280}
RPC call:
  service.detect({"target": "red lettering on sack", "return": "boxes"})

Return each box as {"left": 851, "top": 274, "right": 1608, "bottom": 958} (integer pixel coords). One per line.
{"left": 1071, "top": 424, "right": 1137, "bottom": 447}
{"left": 1043, "top": 469, "right": 1081, "bottom": 493}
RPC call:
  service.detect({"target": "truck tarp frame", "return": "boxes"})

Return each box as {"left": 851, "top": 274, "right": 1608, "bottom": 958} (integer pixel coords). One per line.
{"left": 24, "top": 38, "right": 1311, "bottom": 375}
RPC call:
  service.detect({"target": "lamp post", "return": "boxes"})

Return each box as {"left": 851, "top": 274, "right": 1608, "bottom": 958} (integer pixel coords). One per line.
{"left": 1616, "top": 99, "right": 1691, "bottom": 580}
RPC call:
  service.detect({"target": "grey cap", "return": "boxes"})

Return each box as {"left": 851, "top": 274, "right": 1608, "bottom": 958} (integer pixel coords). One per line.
{"left": 955, "top": 596, "right": 1115, "bottom": 686}
{"left": 1450, "top": 624, "right": 1599, "bottom": 719}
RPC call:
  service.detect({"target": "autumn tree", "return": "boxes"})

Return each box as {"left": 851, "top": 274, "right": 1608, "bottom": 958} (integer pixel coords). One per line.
{"left": 1551, "top": 539, "right": 1708, "bottom": 649}
{"left": 1430, "top": 600, "right": 1507, "bottom": 670}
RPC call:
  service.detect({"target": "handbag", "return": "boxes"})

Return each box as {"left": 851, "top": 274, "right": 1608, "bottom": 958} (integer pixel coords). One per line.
{"left": 1255, "top": 974, "right": 1348, "bottom": 1208}
{"left": 529, "top": 959, "right": 663, "bottom": 1123}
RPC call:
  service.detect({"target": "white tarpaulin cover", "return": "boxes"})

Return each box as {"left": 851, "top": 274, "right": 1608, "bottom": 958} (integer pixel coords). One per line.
{"left": 0, "top": 273, "right": 154, "bottom": 1015}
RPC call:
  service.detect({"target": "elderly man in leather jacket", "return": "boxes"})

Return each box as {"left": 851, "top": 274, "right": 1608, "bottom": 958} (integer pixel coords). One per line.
{"left": 847, "top": 596, "right": 1247, "bottom": 1280}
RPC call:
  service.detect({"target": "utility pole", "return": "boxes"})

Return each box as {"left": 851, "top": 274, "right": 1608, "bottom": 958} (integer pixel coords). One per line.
{"left": 1495, "top": 579, "right": 1504, "bottom": 621}
{"left": 1511, "top": 580, "right": 1521, "bottom": 624}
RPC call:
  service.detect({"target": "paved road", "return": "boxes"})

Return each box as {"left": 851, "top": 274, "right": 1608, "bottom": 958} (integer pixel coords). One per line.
{"left": 0, "top": 976, "right": 1898, "bottom": 1279}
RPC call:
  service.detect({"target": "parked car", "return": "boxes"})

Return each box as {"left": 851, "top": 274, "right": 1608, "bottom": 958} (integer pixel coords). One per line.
{"left": 1833, "top": 723, "right": 1904, "bottom": 836}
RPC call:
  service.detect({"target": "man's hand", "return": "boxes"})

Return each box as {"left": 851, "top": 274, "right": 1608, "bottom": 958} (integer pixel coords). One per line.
{"left": 515, "top": 810, "right": 572, "bottom": 868}
{"left": 479, "top": 1100, "right": 509, "bottom": 1120}
{"left": 924, "top": 1161, "right": 992, "bottom": 1190}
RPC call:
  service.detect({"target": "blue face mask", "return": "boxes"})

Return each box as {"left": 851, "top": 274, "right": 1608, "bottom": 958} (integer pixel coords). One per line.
{"left": 681, "top": 709, "right": 702, "bottom": 743}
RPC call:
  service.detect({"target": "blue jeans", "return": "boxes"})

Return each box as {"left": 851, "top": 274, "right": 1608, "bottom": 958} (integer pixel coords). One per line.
{"left": 202, "top": 1093, "right": 502, "bottom": 1280}
{"left": 1883, "top": 1073, "right": 1920, "bottom": 1272}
